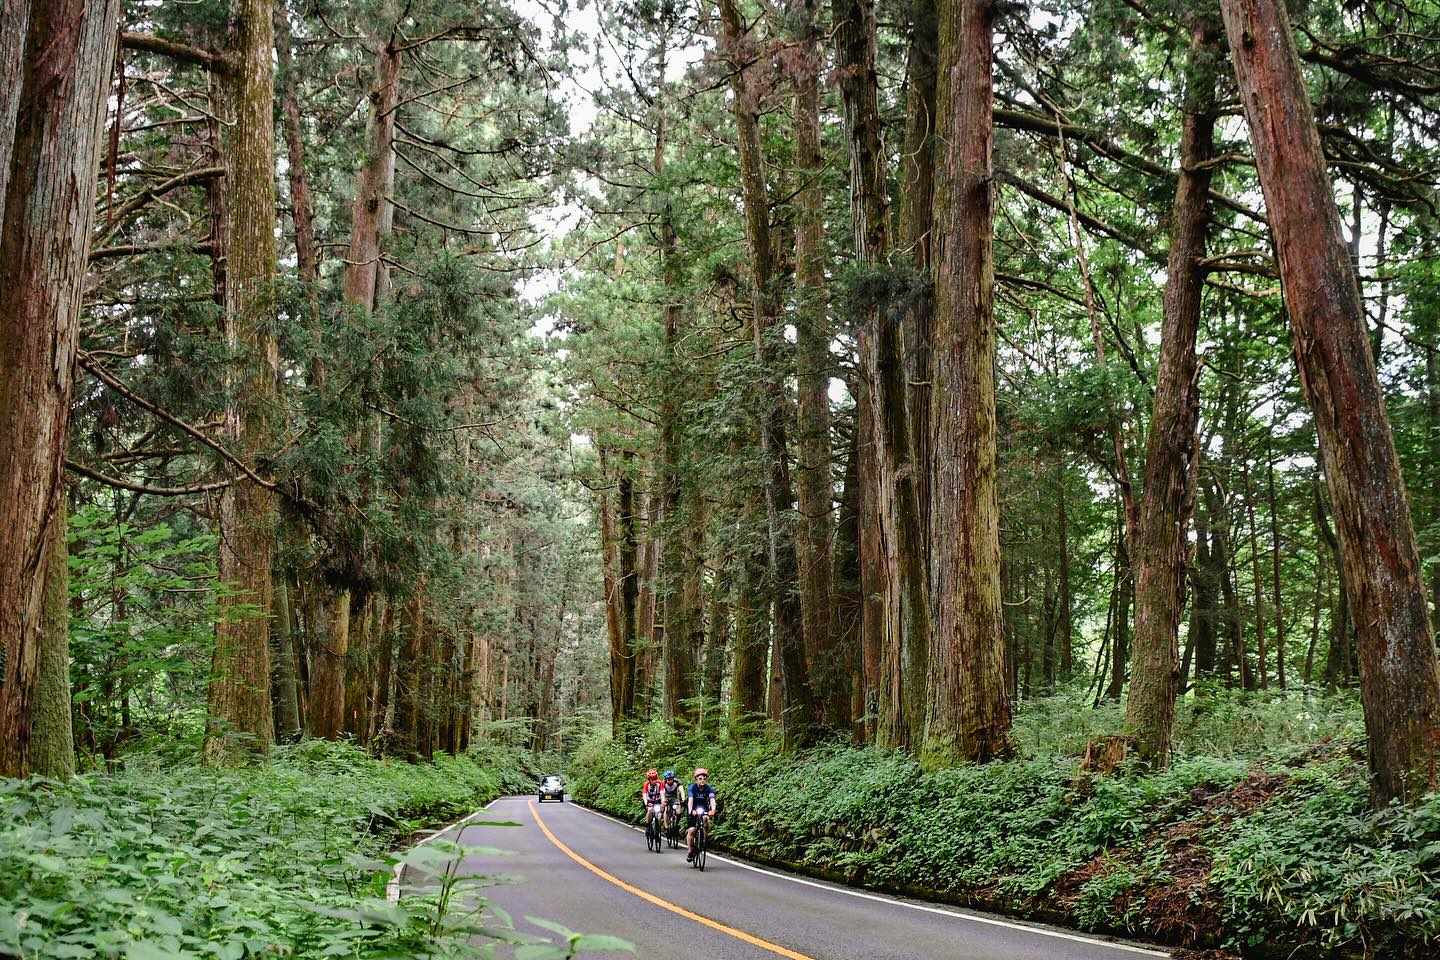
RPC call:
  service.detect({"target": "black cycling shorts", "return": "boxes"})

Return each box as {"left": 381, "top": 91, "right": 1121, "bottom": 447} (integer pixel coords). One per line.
{"left": 688, "top": 810, "right": 712, "bottom": 828}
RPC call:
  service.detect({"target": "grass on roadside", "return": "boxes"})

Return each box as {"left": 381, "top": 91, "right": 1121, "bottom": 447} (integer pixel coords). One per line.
{"left": 0, "top": 739, "right": 628, "bottom": 959}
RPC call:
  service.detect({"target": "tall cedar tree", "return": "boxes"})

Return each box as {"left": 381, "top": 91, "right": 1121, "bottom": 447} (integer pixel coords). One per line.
{"left": 0, "top": 0, "right": 120, "bottom": 777}
{"left": 204, "top": 0, "right": 281, "bottom": 765}
{"left": 923, "top": 0, "right": 1012, "bottom": 765}
{"left": 1126, "top": 19, "right": 1220, "bottom": 767}
{"left": 718, "top": 0, "right": 817, "bottom": 748}
{"left": 1220, "top": 0, "right": 1440, "bottom": 804}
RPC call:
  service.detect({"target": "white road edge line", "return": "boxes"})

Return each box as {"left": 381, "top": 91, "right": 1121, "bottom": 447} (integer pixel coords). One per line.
{"left": 386, "top": 795, "right": 506, "bottom": 903}
{"left": 567, "top": 798, "right": 1170, "bottom": 958}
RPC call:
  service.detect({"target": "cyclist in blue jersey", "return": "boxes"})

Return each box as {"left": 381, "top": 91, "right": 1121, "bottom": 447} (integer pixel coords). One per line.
{"left": 686, "top": 768, "right": 716, "bottom": 862}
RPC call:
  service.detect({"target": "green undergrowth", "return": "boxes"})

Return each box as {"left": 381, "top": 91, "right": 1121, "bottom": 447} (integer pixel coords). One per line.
{"left": 0, "top": 739, "right": 624, "bottom": 959}
{"left": 570, "top": 695, "right": 1439, "bottom": 959}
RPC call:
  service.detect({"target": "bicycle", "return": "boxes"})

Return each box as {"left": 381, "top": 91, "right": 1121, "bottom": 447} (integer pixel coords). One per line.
{"left": 665, "top": 802, "right": 683, "bottom": 849}
{"left": 690, "top": 813, "right": 709, "bottom": 871}
{"left": 645, "top": 805, "right": 663, "bottom": 853}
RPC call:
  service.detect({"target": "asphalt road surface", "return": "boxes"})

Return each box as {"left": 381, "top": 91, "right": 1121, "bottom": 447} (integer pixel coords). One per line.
{"left": 400, "top": 795, "right": 1173, "bottom": 959}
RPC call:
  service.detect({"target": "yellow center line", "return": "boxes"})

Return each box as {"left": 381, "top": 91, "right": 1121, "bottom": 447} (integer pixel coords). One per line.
{"left": 527, "top": 800, "right": 816, "bottom": 960}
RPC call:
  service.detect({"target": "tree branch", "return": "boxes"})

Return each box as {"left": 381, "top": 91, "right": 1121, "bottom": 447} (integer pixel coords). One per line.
{"left": 66, "top": 459, "right": 229, "bottom": 496}
{"left": 120, "top": 31, "right": 226, "bottom": 72}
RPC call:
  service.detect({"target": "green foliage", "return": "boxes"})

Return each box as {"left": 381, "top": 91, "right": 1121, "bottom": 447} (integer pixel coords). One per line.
{"left": 570, "top": 716, "right": 1440, "bottom": 956}
{"left": 0, "top": 741, "right": 596, "bottom": 958}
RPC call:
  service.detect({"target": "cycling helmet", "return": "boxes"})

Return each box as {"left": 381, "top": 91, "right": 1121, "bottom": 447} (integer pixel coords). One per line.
{"left": 646, "top": 769, "right": 659, "bottom": 780}
{"left": 663, "top": 770, "right": 676, "bottom": 780}
{"left": 694, "top": 767, "right": 708, "bottom": 778}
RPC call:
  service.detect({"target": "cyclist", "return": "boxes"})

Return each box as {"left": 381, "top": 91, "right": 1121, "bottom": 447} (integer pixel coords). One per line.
{"left": 662, "top": 770, "right": 684, "bottom": 834}
{"left": 640, "top": 769, "right": 665, "bottom": 834}
{"left": 686, "top": 767, "right": 717, "bottom": 862}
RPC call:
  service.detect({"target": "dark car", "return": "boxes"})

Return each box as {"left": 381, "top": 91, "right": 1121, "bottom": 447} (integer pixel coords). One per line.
{"left": 538, "top": 775, "right": 564, "bottom": 802}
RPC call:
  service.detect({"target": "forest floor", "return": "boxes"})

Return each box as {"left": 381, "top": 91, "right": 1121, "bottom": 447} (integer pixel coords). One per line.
{"left": 570, "top": 694, "right": 1440, "bottom": 959}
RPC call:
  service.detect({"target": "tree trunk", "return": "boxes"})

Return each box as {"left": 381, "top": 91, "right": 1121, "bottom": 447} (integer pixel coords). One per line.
{"left": 922, "top": 0, "right": 1012, "bottom": 766}
{"left": 274, "top": 5, "right": 317, "bottom": 286}
{"left": 729, "top": 482, "right": 770, "bottom": 723}
{"left": 0, "top": 0, "right": 118, "bottom": 778}
{"left": 34, "top": 498, "right": 74, "bottom": 779}
{"left": 617, "top": 454, "right": 640, "bottom": 724}
{"left": 1222, "top": 0, "right": 1440, "bottom": 803}
{"left": 271, "top": 572, "right": 301, "bottom": 739}
{"left": 720, "top": 0, "right": 816, "bottom": 748}
{"left": 393, "top": 591, "right": 426, "bottom": 758}
{"left": 1267, "top": 437, "right": 1286, "bottom": 689}
{"left": 834, "top": 419, "right": 863, "bottom": 738}
{"left": 1242, "top": 458, "right": 1269, "bottom": 689}
{"left": 792, "top": 0, "right": 838, "bottom": 729}
{"left": 655, "top": 71, "right": 701, "bottom": 729}
{"left": 344, "top": 595, "right": 373, "bottom": 745}
{"left": 702, "top": 574, "right": 730, "bottom": 732}
{"left": 205, "top": 0, "right": 280, "bottom": 766}
{"left": 1057, "top": 466, "right": 1074, "bottom": 680}
{"left": 1125, "top": 19, "right": 1218, "bottom": 767}
{"left": 1190, "top": 498, "right": 1219, "bottom": 685}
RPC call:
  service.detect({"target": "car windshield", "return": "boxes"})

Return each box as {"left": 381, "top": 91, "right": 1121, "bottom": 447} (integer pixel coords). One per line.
{"left": 543, "top": 777, "right": 561, "bottom": 785}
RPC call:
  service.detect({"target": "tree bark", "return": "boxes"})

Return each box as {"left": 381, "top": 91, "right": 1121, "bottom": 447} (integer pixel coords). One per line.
{"left": 204, "top": 0, "right": 280, "bottom": 766}
{"left": 729, "top": 481, "right": 770, "bottom": 722}
{"left": 271, "top": 572, "right": 301, "bottom": 739}
{"left": 1190, "top": 497, "right": 1219, "bottom": 685}
{"left": 1125, "top": 20, "right": 1218, "bottom": 767}
{"left": 792, "top": 0, "right": 839, "bottom": 730}
{"left": 0, "top": 0, "right": 119, "bottom": 777}
{"left": 34, "top": 498, "right": 74, "bottom": 779}
{"left": 922, "top": 0, "right": 1012, "bottom": 767}
{"left": 1222, "top": 0, "right": 1440, "bottom": 803}
{"left": 720, "top": 0, "right": 816, "bottom": 748}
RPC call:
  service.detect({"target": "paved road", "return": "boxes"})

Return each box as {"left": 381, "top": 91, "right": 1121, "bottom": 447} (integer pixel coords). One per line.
{"left": 402, "top": 795, "right": 1172, "bottom": 959}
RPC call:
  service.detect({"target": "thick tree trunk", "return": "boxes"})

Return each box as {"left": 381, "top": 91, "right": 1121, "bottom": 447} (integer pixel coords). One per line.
{"left": 372, "top": 597, "right": 395, "bottom": 738}
{"left": 0, "top": 0, "right": 118, "bottom": 778}
{"left": 792, "top": 0, "right": 838, "bottom": 729}
{"left": 271, "top": 572, "right": 301, "bottom": 739}
{"left": 729, "top": 482, "right": 770, "bottom": 723}
{"left": 923, "top": 0, "right": 1012, "bottom": 767}
{"left": 834, "top": 420, "right": 863, "bottom": 737}
{"left": 393, "top": 591, "right": 426, "bottom": 758}
{"left": 720, "top": 0, "right": 815, "bottom": 748}
{"left": 344, "top": 595, "right": 373, "bottom": 745}
{"left": 1125, "top": 20, "right": 1218, "bottom": 767}
{"left": 205, "top": 0, "right": 280, "bottom": 766}
{"left": 1222, "top": 0, "right": 1440, "bottom": 803}
{"left": 616, "top": 455, "right": 640, "bottom": 724}
{"left": 656, "top": 79, "right": 701, "bottom": 726}
{"left": 896, "top": 2, "right": 938, "bottom": 733}
{"left": 34, "top": 498, "right": 74, "bottom": 779}
{"left": 306, "top": 584, "right": 351, "bottom": 739}
{"left": 702, "top": 573, "right": 730, "bottom": 732}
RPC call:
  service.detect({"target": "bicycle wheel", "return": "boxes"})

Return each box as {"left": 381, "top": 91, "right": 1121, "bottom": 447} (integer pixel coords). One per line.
{"left": 646, "top": 818, "right": 657, "bottom": 852}
{"left": 696, "top": 824, "right": 707, "bottom": 871}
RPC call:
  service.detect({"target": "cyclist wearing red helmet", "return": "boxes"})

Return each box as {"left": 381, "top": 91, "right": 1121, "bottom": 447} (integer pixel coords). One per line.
{"left": 686, "top": 768, "right": 716, "bottom": 862}
{"left": 639, "top": 769, "right": 665, "bottom": 833}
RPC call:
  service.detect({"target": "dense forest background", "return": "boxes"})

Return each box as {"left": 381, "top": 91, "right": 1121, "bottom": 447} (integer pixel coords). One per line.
{"left": 3, "top": 0, "right": 1440, "bottom": 782}
{"left": 5, "top": 0, "right": 1440, "bottom": 951}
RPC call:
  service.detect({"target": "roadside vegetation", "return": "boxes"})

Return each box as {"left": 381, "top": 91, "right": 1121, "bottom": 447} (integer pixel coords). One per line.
{"left": 571, "top": 695, "right": 1440, "bottom": 959}
{"left": 0, "top": 740, "right": 568, "bottom": 959}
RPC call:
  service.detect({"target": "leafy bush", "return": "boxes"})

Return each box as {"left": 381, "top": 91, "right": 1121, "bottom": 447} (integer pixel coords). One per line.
{"left": 570, "top": 716, "right": 1440, "bottom": 958}
{"left": 0, "top": 740, "right": 583, "bottom": 958}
